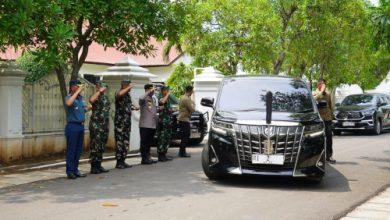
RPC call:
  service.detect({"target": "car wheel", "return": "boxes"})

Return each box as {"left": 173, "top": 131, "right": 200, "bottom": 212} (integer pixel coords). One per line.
{"left": 373, "top": 119, "right": 382, "bottom": 135}
{"left": 202, "top": 146, "right": 224, "bottom": 180}
{"left": 333, "top": 130, "right": 341, "bottom": 135}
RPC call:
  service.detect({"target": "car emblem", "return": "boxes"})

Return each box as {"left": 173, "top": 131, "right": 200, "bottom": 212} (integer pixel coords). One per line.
{"left": 264, "top": 126, "right": 274, "bottom": 137}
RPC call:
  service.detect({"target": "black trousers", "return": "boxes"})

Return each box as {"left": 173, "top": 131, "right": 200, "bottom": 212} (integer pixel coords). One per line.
{"left": 140, "top": 127, "right": 156, "bottom": 161}
{"left": 324, "top": 121, "right": 333, "bottom": 158}
{"left": 179, "top": 121, "right": 191, "bottom": 152}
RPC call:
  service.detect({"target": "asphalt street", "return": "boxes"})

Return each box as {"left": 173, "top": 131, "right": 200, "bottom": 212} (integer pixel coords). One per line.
{"left": 0, "top": 131, "right": 389, "bottom": 220}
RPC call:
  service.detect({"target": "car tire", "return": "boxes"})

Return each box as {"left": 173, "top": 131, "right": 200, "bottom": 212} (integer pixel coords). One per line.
{"left": 373, "top": 119, "right": 382, "bottom": 135}
{"left": 202, "top": 146, "right": 224, "bottom": 180}
{"left": 333, "top": 130, "right": 341, "bottom": 135}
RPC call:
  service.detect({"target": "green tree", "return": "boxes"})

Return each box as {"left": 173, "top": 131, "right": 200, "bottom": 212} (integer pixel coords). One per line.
{"left": 0, "top": 0, "right": 185, "bottom": 101}
{"left": 16, "top": 51, "right": 52, "bottom": 82}
{"left": 166, "top": 63, "right": 194, "bottom": 97}
{"left": 176, "top": 0, "right": 384, "bottom": 90}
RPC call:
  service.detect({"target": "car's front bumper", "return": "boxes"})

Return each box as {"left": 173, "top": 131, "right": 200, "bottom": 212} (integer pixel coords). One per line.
{"left": 332, "top": 118, "right": 374, "bottom": 131}
{"left": 206, "top": 123, "right": 326, "bottom": 178}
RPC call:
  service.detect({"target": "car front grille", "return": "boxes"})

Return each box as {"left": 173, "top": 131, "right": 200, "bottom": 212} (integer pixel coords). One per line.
{"left": 233, "top": 124, "right": 304, "bottom": 169}
{"left": 337, "top": 111, "right": 363, "bottom": 120}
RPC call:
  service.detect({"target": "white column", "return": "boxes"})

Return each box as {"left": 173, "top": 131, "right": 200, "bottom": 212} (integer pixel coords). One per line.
{"left": 0, "top": 61, "right": 27, "bottom": 163}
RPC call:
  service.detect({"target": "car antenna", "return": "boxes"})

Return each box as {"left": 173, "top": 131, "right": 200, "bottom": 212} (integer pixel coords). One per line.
{"left": 266, "top": 91, "right": 272, "bottom": 125}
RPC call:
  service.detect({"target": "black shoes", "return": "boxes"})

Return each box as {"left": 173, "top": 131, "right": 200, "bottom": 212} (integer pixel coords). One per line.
{"left": 67, "top": 171, "right": 86, "bottom": 179}
{"left": 158, "top": 154, "right": 173, "bottom": 162}
{"left": 326, "top": 157, "right": 336, "bottom": 164}
{"left": 141, "top": 158, "right": 158, "bottom": 165}
{"left": 75, "top": 171, "right": 87, "bottom": 178}
{"left": 90, "top": 162, "right": 101, "bottom": 174}
{"left": 179, "top": 148, "right": 191, "bottom": 158}
{"left": 67, "top": 173, "right": 77, "bottom": 179}
{"left": 115, "top": 159, "right": 133, "bottom": 169}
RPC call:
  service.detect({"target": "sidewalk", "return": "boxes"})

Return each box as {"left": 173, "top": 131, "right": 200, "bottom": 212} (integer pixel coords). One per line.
{"left": 0, "top": 155, "right": 389, "bottom": 220}
{"left": 340, "top": 187, "right": 390, "bottom": 220}
{"left": 0, "top": 153, "right": 141, "bottom": 189}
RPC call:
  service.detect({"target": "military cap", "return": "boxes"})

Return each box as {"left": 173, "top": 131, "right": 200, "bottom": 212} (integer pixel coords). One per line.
{"left": 121, "top": 79, "right": 131, "bottom": 84}
{"left": 95, "top": 81, "right": 108, "bottom": 87}
{"left": 161, "top": 86, "right": 170, "bottom": 91}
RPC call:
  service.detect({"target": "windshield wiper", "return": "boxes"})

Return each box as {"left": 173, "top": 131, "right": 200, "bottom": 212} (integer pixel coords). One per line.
{"left": 235, "top": 108, "right": 263, "bottom": 112}
{"left": 297, "top": 108, "right": 314, "bottom": 113}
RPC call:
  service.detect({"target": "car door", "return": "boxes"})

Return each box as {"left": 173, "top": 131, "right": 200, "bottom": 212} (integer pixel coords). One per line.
{"left": 379, "top": 96, "right": 390, "bottom": 127}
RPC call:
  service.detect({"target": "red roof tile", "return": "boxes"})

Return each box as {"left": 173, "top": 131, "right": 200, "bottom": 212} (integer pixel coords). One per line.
{"left": 0, "top": 39, "right": 182, "bottom": 67}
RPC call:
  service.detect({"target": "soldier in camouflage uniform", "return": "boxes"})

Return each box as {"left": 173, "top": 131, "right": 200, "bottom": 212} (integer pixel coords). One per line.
{"left": 89, "top": 81, "right": 110, "bottom": 174}
{"left": 114, "top": 79, "right": 138, "bottom": 169}
{"left": 157, "top": 86, "right": 179, "bottom": 162}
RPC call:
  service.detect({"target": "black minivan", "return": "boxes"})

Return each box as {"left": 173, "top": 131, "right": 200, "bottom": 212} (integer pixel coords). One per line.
{"left": 201, "top": 76, "right": 327, "bottom": 182}
{"left": 332, "top": 93, "right": 390, "bottom": 135}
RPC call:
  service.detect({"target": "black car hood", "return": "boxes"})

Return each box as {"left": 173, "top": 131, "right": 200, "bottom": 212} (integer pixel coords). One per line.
{"left": 215, "top": 110, "right": 320, "bottom": 123}
{"left": 337, "top": 105, "right": 374, "bottom": 112}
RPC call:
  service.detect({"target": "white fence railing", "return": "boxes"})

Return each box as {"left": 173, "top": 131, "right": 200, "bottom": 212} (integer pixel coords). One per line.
{"left": 22, "top": 73, "right": 94, "bottom": 134}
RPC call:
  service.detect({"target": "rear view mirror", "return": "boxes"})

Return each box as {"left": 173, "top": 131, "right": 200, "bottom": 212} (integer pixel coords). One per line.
{"left": 335, "top": 103, "right": 341, "bottom": 107}
{"left": 317, "top": 100, "right": 327, "bottom": 109}
{"left": 201, "top": 97, "right": 214, "bottom": 108}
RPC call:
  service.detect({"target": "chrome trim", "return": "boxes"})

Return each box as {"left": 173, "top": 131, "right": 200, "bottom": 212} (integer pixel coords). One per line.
{"left": 292, "top": 126, "right": 305, "bottom": 177}
{"left": 235, "top": 120, "right": 299, "bottom": 126}
{"left": 209, "top": 144, "right": 219, "bottom": 167}
{"left": 232, "top": 131, "right": 242, "bottom": 172}
{"left": 333, "top": 127, "right": 367, "bottom": 130}
{"left": 316, "top": 150, "right": 325, "bottom": 173}
{"left": 228, "top": 167, "right": 242, "bottom": 175}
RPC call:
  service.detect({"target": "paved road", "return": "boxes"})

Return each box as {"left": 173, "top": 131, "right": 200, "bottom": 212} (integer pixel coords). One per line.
{"left": 0, "top": 131, "right": 389, "bottom": 220}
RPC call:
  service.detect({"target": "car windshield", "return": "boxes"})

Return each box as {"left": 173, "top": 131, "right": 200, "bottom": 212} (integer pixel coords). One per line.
{"left": 217, "top": 77, "right": 314, "bottom": 113}
{"left": 341, "top": 95, "right": 375, "bottom": 106}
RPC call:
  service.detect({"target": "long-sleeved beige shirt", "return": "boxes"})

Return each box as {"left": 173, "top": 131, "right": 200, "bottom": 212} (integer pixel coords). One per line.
{"left": 313, "top": 89, "right": 333, "bottom": 121}
{"left": 178, "top": 95, "right": 195, "bottom": 122}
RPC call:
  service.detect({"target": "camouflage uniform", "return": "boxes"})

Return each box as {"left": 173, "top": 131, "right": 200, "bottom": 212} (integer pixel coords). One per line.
{"left": 114, "top": 92, "right": 132, "bottom": 160}
{"left": 89, "top": 94, "right": 110, "bottom": 163}
{"left": 157, "top": 94, "right": 179, "bottom": 155}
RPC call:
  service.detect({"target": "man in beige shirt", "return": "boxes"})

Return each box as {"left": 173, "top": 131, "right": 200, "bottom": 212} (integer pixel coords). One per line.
{"left": 178, "top": 85, "right": 195, "bottom": 157}
{"left": 313, "top": 79, "right": 336, "bottom": 164}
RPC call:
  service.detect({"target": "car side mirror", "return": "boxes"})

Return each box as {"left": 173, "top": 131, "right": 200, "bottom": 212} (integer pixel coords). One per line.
{"left": 201, "top": 97, "right": 214, "bottom": 108}
{"left": 335, "top": 103, "right": 341, "bottom": 107}
{"left": 317, "top": 100, "right": 327, "bottom": 109}
{"left": 378, "top": 102, "right": 386, "bottom": 107}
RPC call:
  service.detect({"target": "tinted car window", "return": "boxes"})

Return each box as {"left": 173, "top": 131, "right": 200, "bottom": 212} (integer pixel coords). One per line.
{"left": 341, "top": 94, "right": 375, "bottom": 106}
{"left": 217, "top": 78, "right": 313, "bottom": 113}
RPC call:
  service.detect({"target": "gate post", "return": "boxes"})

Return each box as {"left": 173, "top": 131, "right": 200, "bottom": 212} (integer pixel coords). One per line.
{"left": 0, "top": 61, "right": 27, "bottom": 163}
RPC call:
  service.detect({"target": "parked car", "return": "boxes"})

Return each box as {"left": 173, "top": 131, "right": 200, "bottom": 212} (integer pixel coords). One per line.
{"left": 332, "top": 93, "right": 390, "bottom": 135}
{"left": 201, "top": 76, "right": 327, "bottom": 182}
{"left": 152, "top": 82, "right": 209, "bottom": 146}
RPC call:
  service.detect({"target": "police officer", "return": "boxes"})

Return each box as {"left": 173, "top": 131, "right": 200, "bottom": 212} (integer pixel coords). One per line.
{"left": 157, "top": 86, "right": 179, "bottom": 162}
{"left": 313, "top": 79, "right": 336, "bottom": 164}
{"left": 114, "top": 79, "right": 137, "bottom": 169}
{"left": 139, "top": 84, "right": 159, "bottom": 164}
{"left": 64, "top": 80, "right": 88, "bottom": 179}
{"left": 89, "top": 81, "right": 110, "bottom": 174}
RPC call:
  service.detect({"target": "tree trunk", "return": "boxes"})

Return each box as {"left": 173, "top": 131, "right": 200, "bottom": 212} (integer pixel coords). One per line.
{"left": 55, "top": 67, "right": 68, "bottom": 112}
{"left": 272, "top": 52, "right": 285, "bottom": 75}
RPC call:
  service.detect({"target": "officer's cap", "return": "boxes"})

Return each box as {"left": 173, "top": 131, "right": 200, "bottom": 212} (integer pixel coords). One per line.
{"left": 69, "top": 80, "right": 82, "bottom": 87}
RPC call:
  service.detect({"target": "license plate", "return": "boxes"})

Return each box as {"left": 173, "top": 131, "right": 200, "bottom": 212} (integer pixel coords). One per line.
{"left": 342, "top": 122, "right": 355, "bottom": 127}
{"left": 252, "top": 154, "right": 284, "bottom": 165}
{"left": 190, "top": 129, "right": 201, "bottom": 138}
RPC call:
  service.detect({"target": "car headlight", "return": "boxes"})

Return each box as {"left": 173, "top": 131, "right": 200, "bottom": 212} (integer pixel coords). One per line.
{"left": 333, "top": 110, "right": 339, "bottom": 117}
{"left": 304, "top": 123, "right": 324, "bottom": 137}
{"left": 361, "top": 109, "right": 375, "bottom": 116}
{"left": 211, "top": 120, "right": 233, "bottom": 135}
